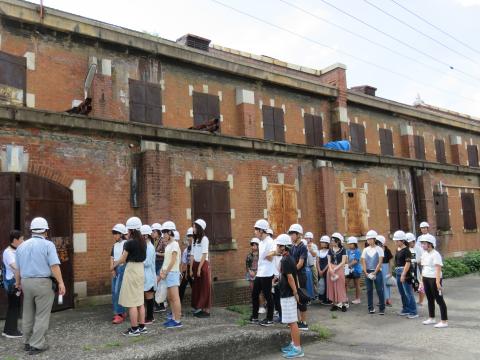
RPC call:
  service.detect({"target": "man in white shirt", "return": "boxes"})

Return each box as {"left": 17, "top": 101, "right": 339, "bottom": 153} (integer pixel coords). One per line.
{"left": 250, "top": 219, "right": 275, "bottom": 326}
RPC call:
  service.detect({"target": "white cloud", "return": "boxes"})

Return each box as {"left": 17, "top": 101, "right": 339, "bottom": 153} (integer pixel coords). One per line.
{"left": 453, "top": 0, "right": 480, "bottom": 7}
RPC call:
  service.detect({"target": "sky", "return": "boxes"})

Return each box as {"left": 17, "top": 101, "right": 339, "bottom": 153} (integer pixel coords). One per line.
{"left": 33, "top": 0, "right": 480, "bottom": 117}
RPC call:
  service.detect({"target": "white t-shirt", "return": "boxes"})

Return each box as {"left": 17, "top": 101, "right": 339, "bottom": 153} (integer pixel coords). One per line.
{"left": 273, "top": 255, "right": 282, "bottom": 277}
{"left": 162, "top": 241, "right": 181, "bottom": 272}
{"left": 361, "top": 246, "right": 385, "bottom": 259}
{"left": 318, "top": 249, "right": 329, "bottom": 259}
{"left": 307, "top": 243, "right": 318, "bottom": 267}
{"left": 421, "top": 250, "right": 443, "bottom": 278}
{"left": 192, "top": 236, "right": 209, "bottom": 262}
{"left": 111, "top": 240, "right": 126, "bottom": 261}
{"left": 256, "top": 236, "right": 275, "bottom": 277}
{"left": 2, "top": 246, "right": 16, "bottom": 280}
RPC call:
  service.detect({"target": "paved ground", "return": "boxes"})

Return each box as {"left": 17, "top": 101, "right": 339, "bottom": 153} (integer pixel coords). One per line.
{"left": 0, "top": 274, "right": 478, "bottom": 359}
{"left": 258, "top": 273, "right": 480, "bottom": 360}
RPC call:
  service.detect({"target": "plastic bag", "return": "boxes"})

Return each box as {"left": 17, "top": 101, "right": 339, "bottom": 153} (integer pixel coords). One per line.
{"left": 318, "top": 277, "right": 325, "bottom": 295}
{"left": 386, "top": 274, "right": 396, "bottom": 287}
{"left": 155, "top": 279, "right": 167, "bottom": 304}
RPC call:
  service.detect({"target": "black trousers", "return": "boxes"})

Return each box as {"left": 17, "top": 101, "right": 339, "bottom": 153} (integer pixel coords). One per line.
{"left": 297, "top": 271, "right": 307, "bottom": 312}
{"left": 273, "top": 283, "right": 281, "bottom": 318}
{"left": 423, "top": 277, "right": 448, "bottom": 321}
{"left": 3, "top": 290, "right": 21, "bottom": 334}
{"left": 252, "top": 276, "right": 274, "bottom": 320}
{"left": 179, "top": 270, "right": 193, "bottom": 303}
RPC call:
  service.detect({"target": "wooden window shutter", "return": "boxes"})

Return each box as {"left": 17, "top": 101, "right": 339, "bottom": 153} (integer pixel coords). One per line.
{"left": 346, "top": 189, "right": 368, "bottom": 236}
{"left": 207, "top": 94, "right": 220, "bottom": 119}
{"left": 145, "top": 82, "right": 162, "bottom": 125}
{"left": 350, "top": 123, "right": 366, "bottom": 153}
{"left": 304, "top": 114, "right": 315, "bottom": 146}
{"left": 434, "top": 192, "right": 450, "bottom": 231}
{"left": 398, "top": 190, "right": 409, "bottom": 230}
{"left": 387, "top": 189, "right": 400, "bottom": 232}
{"left": 266, "top": 184, "right": 285, "bottom": 235}
{"left": 129, "top": 79, "right": 162, "bottom": 125}
{"left": 414, "top": 135, "right": 426, "bottom": 160}
{"left": 313, "top": 115, "right": 323, "bottom": 146}
{"left": 273, "top": 107, "right": 285, "bottom": 142}
{"left": 283, "top": 185, "right": 298, "bottom": 229}
{"left": 461, "top": 192, "right": 477, "bottom": 230}
{"left": 0, "top": 51, "right": 27, "bottom": 106}
{"left": 262, "top": 106, "right": 275, "bottom": 141}
{"left": 467, "top": 145, "right": 479, "bottom": 167}
{"left": 193, "top": 92, "right": 208, "bottom": 126}
{"left": 379, "top": 128, "right": 394, "bottom": 156}
{"left": 435, "top": 139, "right": 447, "bottom": 164}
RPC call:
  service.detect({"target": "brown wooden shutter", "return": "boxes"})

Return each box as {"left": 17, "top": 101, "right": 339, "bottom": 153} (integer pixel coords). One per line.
{"left": 129, "top": 79, "right": 162, "bottom": 125}
{"left": 434, "top": 192, "right": 450, "bottom": 231}
{"left": 461, "top": 192, "right": 477, "bottom": 230}
{"left": 0, "top": 51, "right": 27, "bottom": 106}
{"left": 379, "top": 128, "right": 394, "bottom": 156}
{"left": 467, "top": 145, "right": 479, "bottom": 167}
{"left": 273, "top": 107, "right": 285, "bottom": 142}
{"left": 313, "top": 115, "right": 323, "bottom": 146}
{"left": 435, "top": 139, "right": 447, "bottom": 164}
{"left": 211, "top": 182, "right": 232, "bottom": 244}
{"left": 262, "top": 106, "right": 275, "bottom": 141}
{"left": 207, "top": 94, "right": 220, "bottom": 119}
{"left": 414, "top": 135, "right": 426, "bottom": 160}
{"left": 267, "top": 184, "right": 284, "bottom": 235}
{"left": 398, "top": 190, "right": 409, "bottom": 230}
{"left": 193, "top": 92, "right": 208, "bottom": 126}
{"left": 304, "top": 114, "right": 315, "bottom": 146}
{"left": 350, "top": 123, "right": 366, "bottom": 152}
{"left": 387, "top": 189, "right": 400, "bottom": 232}
{"left": 283, "top": 185, "right": 298, "bottom": 230}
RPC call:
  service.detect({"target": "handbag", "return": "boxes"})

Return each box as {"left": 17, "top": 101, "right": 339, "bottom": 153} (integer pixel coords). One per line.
{"left": 344, "top": 265, "right": 351, "bottom": 276}
{"left": 318, "top": 277, "right": 325, "bottom": 295}
{"left": 386, "top": 274, "right": 396, "bottom": 287}
{"left": 295, "top": 274, "right": 310, "bottom": 304}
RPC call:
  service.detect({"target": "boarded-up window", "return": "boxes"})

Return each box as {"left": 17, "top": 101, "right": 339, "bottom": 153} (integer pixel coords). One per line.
{"left": 379, "top": 128, "right": 394, "bottom": 156}
{"left": 263, "top": 106, "right": 285, "bottom": 142}
{"left": 435, "top": 139, "right": 447, "bottom": 164}
{"left": 192, "top": 92, "right": 220, "bottom": 127}
{"left": 387, "top": 189, "right": 409, "bottom": 232}
{"left": 467, "top": 145, "right": 479, "bottom": 167}
{"left": 0, "top": 51, "right": 26, "bottom": 106}
{"left": 414, "top": 135, "right": 425, "bottom": 160}
{"left": 266, "top": 184, "right": 297, "bottom": 235}
{"left": 304, "top": 114, "right": 323, "bottom": 147}
{"left": 461, "top": 192, "right": 477, "bottom": 230}
{"left": 350, "top": 123, "right": 366, "bottom": 153}
{"left": 434, "top": 192, "right": 450, "bottom": 231}
{"left": 129, "top": 79, "right": 162, "bottom": 125}
{"left": 345, "top": 188, "right": 368, "bottom": 236}
{"left": 191, "top": 180, "right": 232, "bottom": 244}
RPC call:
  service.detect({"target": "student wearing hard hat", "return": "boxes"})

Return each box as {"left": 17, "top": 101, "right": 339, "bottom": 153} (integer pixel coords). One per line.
{"left": 15, "top": 217, "right": 66, "bottom": 354}
{"left": 327, "top": 233, "right": 349, "bottom": 312}
{"left": 250, "top": 219, "right": 276, "bottom": 326}
{"left": 151, "top": 223, "right": 166, "bottom": 313}
{"left": 407, "top": 232, "right": 421, "bottom": 294}
{"left": 304, "top": 232, "right": 319, "bottom": 299}
{"left": 179, "top": 227, "right": 194, "bottom": 303}
{"left": 190, "top": 219, "right": 212, "bottom": 318}
{"left": 245, "top": 238, "right": 260, "bottom": 291}
{"left": 346, "top": 237, "right": 362, "bottom": 305}
{"left": 317, "top": 236, "right": 331, "bottom": 305}
{"left": 113, "top": 217, "right": 147, "bottom": 336}
{"left": 419, "top": 234, "right": 448, "bottom": 328}
{"left": 376, "top": 235, "right": 393, "bottom": 307}
{"left": 360, "top": 230, "right": 385, "bottom": 315}
{"left": 160, "top": 221, "right": 183, "bottom": 328}
{"left": 271, "top": 237, "right": 283, "bottom": 323}
{"left": 289, "top": 224, "right": 309, "bottom": 330}
{"left": 413, "top": 227, "right": 427, "bottom": 306}
{"left": 111, "top": 223, "right": 128, "bottom": 324}
{"left": 140, "top": 225, "right": 157, "bottom": 325}
{"left": 277, "top": 234, "right": 304, "bottom": 359}
{"left": 393, "top": 231, "right": 418, "bottom": 319}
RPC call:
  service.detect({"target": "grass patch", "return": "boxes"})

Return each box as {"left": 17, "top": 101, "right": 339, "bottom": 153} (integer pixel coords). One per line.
{"left": 227, "top": 304, "right": 251, "bottom": 327}
{"left": 83, "top": 345, "right": 94, "bottom": 351}
{"left": 309, "top": 324, "right": 332, "bottom": 340}
{"left": 104, "top": 342, "right": 121, "bottom": 348}
{"left": 130, "top": 336, "right": 148, "bottom": 344}
{"left": 5, "top": 357, "right": 17, "bottom": 360}
{"left": 330, "top": 313, "right": 338, "bottom": 319}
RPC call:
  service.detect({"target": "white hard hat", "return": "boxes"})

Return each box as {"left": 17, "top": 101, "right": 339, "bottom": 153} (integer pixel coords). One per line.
{"left": 288, "top": 223, "right": 303, "bottom": 234}
{"left": 186, "top": 227, "right": 194, "bottom": 236}
{"left": 250, "top": 237, "right": 260, "bottom": 245}
{"left": 301, "top": 239, "right": 307, "bottom": 246}
{"left": 347, "top": 236, "right": 358, "bottom": 244}
{"left": 174, "top": 231, "right": 180, "bottom": 241}
{"left": 304, "top": 232, "right": 314, "bottom": 239}
{"left": 366, "top": 230, "right": 378, "bottom": 239}
{"left": 254, "top": 219, "right": 269, "bottom": 231}
{"left": 320, "top": 235, "right": 331, "bottom": 243}
{"left": 162, "top": 221, "right": 176, "bottom": 232}
{"left": 405, "top": 232, "right": 416, "bottom": 242}
{"left": 419, "top": 221, "right": 430, "bottom": 228}
{"left": 392, "top": 230, "right": 407, "bottom": 241}
{"left": 126, "top": 217, "right": 142, "bottom": 230}
{"left": 275, "top": 234, "right": 292, "bottom": 246}
{"left": 420, "top": 233, "right": 436, "bottom": 247}
{"left": 30, "top": 217, "right": 49, "bottom": 233}
{"left": 151, "top": 223, "right": 162, "bottom": 231}
{"left": 266, "top": 228, "right": 274, "bottom": 236}
{"left": 194, "top": 219, "right": 207, "bottom": 230}
{"left": 376, "top": 235, "right": 386, "bottom": 245}
{"left": 331, "top": 232, "right": 344, "bottom": 243}
{"left": 112, "top": 224, "right": 128, "bottom": 235}
{"left": 140, "top": 225, "right": 152, "bottom": 236}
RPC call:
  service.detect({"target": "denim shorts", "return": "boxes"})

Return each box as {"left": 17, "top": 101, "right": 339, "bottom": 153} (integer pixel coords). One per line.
{"left": 166, "top": 271, "right": 180, "bottom": 288}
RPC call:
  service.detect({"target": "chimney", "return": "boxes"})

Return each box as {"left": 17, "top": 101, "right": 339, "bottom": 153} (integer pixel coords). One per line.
{"left": 176, "top": 34, "right": 211, "bottom": 52}
{"left": 351, "top": 85, "right": 377, "bottom": 97}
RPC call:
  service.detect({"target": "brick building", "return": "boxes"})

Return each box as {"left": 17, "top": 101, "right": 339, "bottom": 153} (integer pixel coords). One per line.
{"left": 1, "top": 0, "right": 479, "bottom": 311}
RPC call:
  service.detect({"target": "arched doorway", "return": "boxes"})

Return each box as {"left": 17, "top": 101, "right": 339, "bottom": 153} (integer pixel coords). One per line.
{"left": 0, "top": 173, "right": 74, "bottom": 318}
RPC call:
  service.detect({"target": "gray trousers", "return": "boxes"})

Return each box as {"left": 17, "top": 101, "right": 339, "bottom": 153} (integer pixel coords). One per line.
{"left": 22, "top": 278, "right": 55, "bottom": 349}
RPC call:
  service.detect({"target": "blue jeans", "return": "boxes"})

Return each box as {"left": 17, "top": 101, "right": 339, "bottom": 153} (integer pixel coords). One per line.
{"left": 305, "top": 266, "right": 314, "bottom": 299}
{"left": 395, "top": 267, "right": 417, "bottom": 315}
{"left": 382, "top": 263, "right": 391, "bottom": 301}
{"left": 112, "top": 265, "right": 125, "bottom": 315}
{"left": 365, "top": 270, "right": 385, "bottom": 311}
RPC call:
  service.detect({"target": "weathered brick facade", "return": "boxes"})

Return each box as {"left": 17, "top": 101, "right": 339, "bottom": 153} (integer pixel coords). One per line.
{"left": 1, "top": 0, "right": 479, "bottom": 306}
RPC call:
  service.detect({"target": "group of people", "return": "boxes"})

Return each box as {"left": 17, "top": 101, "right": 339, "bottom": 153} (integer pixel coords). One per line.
{"left": 109, "top": 217, "right": 212, "bottom": 335}
{"left": 245, "top": 220, "right": 449, "bottom": 359}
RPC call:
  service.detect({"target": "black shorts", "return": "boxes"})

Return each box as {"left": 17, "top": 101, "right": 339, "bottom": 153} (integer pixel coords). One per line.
{"left": 346, "top": 272, "right": 361, "bottom": 279}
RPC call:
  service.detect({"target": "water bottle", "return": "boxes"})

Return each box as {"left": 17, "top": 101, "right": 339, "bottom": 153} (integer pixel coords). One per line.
{"left": 58, "top": 294, "right": 63, "bottom": 305}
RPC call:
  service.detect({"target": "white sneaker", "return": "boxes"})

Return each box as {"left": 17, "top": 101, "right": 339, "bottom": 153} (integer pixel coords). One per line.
{"left": 423, "top": 318, "right": 436, "bottom": 325}
{"left": 434, "top": 322, "right": 448, "bottom": 328}
{"left": 407, "top": 314, "right": 419, "bottom": 319}
{"left": 259, "top": 306, "right": 266, "bottom": 314}
{"left": 351, "top": 299, "right": 361, "bottom": 304}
